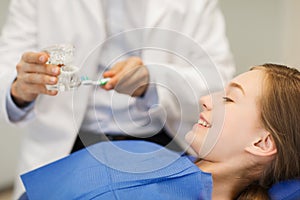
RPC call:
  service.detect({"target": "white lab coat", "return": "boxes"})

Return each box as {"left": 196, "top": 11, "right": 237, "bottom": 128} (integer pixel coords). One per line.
{"left": 0, "top": 0, "right": 235, "bottom": 198}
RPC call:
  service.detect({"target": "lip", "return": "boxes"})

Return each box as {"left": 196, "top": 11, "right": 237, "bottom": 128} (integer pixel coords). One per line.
{"left": 199, "top": 113, "right": 210, "bottom": 123}
{"left": 198, "top": 113, "right": 212, "bottom": 128}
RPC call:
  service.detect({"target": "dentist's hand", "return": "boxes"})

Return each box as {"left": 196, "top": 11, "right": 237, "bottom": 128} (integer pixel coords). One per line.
{"left": 11, "top": 52, "right": 61, "bottom": 107}
{"left": 102, "top": 57, "right": 149, "bottom": 97}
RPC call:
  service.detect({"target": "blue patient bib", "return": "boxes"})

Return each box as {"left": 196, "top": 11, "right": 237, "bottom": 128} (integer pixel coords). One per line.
{"left": 21, "top": 141, "right": 212, "bottom": 200}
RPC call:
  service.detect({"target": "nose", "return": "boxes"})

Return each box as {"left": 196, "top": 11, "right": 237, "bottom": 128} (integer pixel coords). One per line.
{"left": 199, "top": 94, "right": 212, "bottom": 111}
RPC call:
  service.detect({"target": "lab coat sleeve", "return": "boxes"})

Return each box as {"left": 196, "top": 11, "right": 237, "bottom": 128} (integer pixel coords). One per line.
{"left": 6, "top": 82, "right": 35, "bottom": 122}
{"left": 0, "top": 0, "right": 38, "bottom": 125}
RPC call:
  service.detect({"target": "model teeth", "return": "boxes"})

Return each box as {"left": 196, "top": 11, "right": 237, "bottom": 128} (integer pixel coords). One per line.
{"left": 198, "top": 119, "right": 211, "bottom": 128}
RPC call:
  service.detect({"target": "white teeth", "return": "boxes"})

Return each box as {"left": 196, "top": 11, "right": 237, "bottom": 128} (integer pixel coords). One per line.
{"left": 198, "top": 119, "right": 211, "bottom": 128}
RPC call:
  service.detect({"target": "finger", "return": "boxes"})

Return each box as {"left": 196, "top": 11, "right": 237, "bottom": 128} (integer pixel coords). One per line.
{"left": 102, "top": 58, "right": 143, "bottom": 90}
{"left": 102, "top": 70, "right": 116, "bottom": 78}
{"left": 104, "top": 57, "right": 142, "bottom": 77}
{"left": 102, "top": 67, "right": 139, "bottom": 90}
{"left": 111, "top": 61, "right": 141, "bottom": 81}
{"left": 103, "top": 61, "right": 126, "bottom": 77}
{"left": 126, "top": 56, "right": 143, "bottom": 67}
{"left": 21, "top": 62, "right": 60, "bottom": 76}
{"left": 21, "top": 52, "right": 49, "bottom": 64}
{"left": 22, "top": 73, "right": 58, "bottom": 85}
{"left": 25, "top": 83, "right": 58, "bottom": 96}
{"left": 102, "top": 76, "right": 118, "bottom": 90}
{"left": 14, "top": 82, "right": 57, "bottom": 102}
{"left": 101, "top": 61, "right": 125, "bottom": 89}
{"left": 46, "top": 90, "right": 58, "bottom": 96}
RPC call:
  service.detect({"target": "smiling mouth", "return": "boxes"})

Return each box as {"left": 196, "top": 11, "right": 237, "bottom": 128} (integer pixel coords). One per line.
{"left": 197, "top": 119, "right": 212, "bottom": 128}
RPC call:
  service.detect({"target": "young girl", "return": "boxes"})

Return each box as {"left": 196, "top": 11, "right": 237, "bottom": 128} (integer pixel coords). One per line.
{"left": 186, "top": 63, "right": 300, "bottom": 199}
{"left": 20, "top": 64, "right": 300, "bottom": 200}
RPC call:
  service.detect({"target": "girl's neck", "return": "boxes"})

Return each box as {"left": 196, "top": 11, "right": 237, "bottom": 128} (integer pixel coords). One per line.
{"left": 196, "top": 159, "right": 252, "bottom": 200}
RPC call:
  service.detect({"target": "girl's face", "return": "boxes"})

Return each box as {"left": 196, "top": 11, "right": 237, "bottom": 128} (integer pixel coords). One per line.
{"left": 185, "top": 69, "right": 266, "bottom": 161}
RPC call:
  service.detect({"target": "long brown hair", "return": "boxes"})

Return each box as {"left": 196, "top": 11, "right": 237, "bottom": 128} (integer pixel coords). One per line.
{"left": 237, "top": 63, "right": 300, "bottom": 199}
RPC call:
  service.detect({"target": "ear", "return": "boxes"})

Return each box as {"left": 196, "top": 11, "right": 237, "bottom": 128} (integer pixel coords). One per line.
{"left": 245, "top": 133, "right": 277, "bottom": 157}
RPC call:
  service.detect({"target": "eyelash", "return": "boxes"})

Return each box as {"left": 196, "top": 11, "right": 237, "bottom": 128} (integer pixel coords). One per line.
{"left": 223, "top": 96, "right": 234, "bottom": 103}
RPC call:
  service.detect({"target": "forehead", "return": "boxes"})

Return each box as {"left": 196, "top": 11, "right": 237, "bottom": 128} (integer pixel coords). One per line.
{"left": 229, "top": 69, "right": 265, "bottom": 97}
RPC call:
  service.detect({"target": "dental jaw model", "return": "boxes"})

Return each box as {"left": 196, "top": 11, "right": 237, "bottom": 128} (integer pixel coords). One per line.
{"left": 44, "top": 44, "right": 81, "bottom": 91}
{"left": 44, "top": 44, "right": 110, "bottom": 91}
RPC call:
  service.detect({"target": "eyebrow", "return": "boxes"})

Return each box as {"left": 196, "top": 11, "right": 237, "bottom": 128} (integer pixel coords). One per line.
{"left": 228, "top": 82, "right": 245, "bottom": 95}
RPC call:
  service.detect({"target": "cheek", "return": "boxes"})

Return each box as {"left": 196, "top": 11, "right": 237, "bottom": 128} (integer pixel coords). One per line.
{"left": 185, "top": 105, "right": 260, "bottom": 159}
{"left": 206, "top": 110, "right": 259, "bottom": 161}
{"left": 208, "top": 120, "right": 240, "bottom": 159}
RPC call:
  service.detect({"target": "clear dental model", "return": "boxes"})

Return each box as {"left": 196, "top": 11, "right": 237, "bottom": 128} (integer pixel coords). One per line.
{"left": 43, "top": 44, "right": 109, "bottom": 91}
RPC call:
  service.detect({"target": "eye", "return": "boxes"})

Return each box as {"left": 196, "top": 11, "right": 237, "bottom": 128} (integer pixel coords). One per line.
{"left": 223, "top": 96, "right": 234, "bottom": 103}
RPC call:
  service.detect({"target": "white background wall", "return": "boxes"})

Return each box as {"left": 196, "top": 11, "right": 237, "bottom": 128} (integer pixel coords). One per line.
{"left": 219, "top": 0, "right": 300, "bottom": 73}
{"left": 0, "top": 0, "right": 23, "bottom": 191}
{"left": 220, "top": 0, "right": 300, "bottom": 73}
{"left": 281, "top": 0, "right": 300, "bottom": 68}
{"left": 220, "top": 0, "right": 285, "bottom": 74}
{"left": 0, "top": 0, "right": 299, "bottom": 191}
